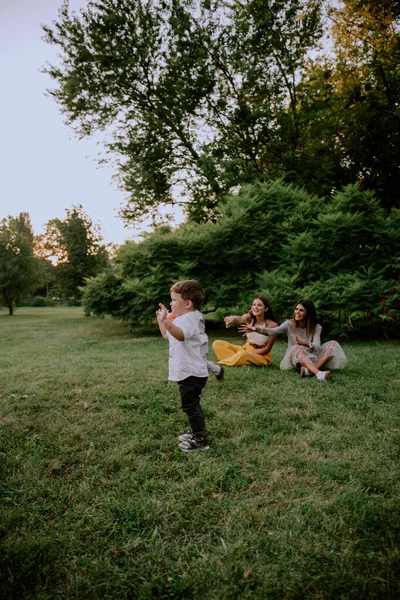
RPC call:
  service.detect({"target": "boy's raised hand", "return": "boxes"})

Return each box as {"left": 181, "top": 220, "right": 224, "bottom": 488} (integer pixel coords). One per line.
{"left": 156, "top": 303, "right": 168, "bottom": 321}
{"left": 156, "top": 303, "right": 185, "bottom": 342}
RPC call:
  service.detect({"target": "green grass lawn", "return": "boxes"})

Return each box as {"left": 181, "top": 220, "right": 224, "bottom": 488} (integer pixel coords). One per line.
{"left": 1, "top": 307, "right": 399, "bottom": 599}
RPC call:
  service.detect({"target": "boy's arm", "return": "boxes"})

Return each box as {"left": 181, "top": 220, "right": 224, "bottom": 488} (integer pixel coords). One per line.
{"left": 157, "top": 317, "right": 168, "bottom": 340}
{"left": 156, "top": 304, "right": 169, "bottom": 340}
{"left": 156, "top": 304, "right": 185, "bottom": 341}
{"left": 163, "top": 320, "right": 185, "bottom": 341}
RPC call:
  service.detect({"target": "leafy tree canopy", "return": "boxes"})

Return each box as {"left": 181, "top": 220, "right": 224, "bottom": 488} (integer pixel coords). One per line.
{"left": 324, "top": 0, "right": 400, "bottom": 209}
{"left": 43, "top": 0, "right": 400, "bottom": 224}
{"left": 38, "top": 204, "right": 109, "bottom": 302}
{"left": 43, "top": 0, "right": 324, "bottom": 223}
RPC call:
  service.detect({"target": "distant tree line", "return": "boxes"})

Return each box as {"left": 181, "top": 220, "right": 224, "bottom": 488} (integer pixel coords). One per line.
{"left": 0, "top": 206, "right": 109, "bottom": 315}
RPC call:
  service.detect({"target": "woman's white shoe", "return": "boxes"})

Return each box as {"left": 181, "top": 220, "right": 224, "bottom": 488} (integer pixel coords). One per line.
{"left": 316, "top": 370, "right": 330, "bottom": 381}
{"left": 300, "top": 367, "right": 311, "bottom": 377}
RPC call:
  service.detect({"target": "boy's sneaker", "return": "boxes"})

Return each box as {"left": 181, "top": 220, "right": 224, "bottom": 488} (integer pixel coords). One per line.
{"left": 300, "top": 367, "right": 311, "bottom": 377}
{"left": 178, "top": 432, "right": 193, "bottom": 442}
{"left": 316, "top": 370, "right": 330, "bottom": 382}
{"left": 215, "top": 365, "right": 225, "bottom": 382}
{"left": 178, "top": 434, "right": 210, "bottom": 453}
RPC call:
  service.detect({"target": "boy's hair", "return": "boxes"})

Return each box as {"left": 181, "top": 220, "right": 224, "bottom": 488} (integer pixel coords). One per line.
{"left": 170, "top": 280, "right": 205, "bottom": 309}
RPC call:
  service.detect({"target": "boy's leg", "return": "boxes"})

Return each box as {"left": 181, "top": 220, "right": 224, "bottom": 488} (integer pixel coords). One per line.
{"left": 207, "top": 360, "right": 222, "bottom": 376}
{"left": 177, "top": 376, "right": 208, "bottom": 439}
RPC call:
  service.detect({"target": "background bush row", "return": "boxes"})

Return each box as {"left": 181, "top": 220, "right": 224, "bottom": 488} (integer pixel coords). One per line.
{"left": 82, "top": 180, "right": 400, "bottom": 338}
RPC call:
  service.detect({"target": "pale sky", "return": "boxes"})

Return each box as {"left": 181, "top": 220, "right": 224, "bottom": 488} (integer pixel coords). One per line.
{"left": 0, "top": 0, "right": 180, "bottom": 246}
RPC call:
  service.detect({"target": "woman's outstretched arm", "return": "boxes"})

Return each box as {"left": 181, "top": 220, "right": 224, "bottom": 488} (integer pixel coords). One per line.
{"left": 240, "top": 320, "right": 290, "bottom": 337}
{"left": 224, "top": 313, "right": 251, "bottom": 328}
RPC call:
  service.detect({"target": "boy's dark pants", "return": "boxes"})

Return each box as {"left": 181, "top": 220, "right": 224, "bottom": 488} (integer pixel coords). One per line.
{"left": 177, "top": 375, "right": 208, "bottom": 439}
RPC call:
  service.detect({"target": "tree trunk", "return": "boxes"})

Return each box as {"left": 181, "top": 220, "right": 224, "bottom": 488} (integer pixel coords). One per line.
{"left": 8, "top": 305, "right": 13, "bottom": 315}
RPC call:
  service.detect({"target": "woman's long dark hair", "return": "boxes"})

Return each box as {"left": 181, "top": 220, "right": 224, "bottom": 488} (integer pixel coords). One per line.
{"left": 293, "top": 298, "right": 317, "bottom": 336}
{"left": 249, "top": 296, "right": 276, "bottom": 323}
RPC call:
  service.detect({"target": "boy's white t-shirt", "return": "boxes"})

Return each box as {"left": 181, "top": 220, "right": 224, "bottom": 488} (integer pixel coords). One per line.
{"left": 167, "top": 310, "right": 208, "bottom": 381}
{"left": 198, "top": 312, "right": 209, "bottom": 359}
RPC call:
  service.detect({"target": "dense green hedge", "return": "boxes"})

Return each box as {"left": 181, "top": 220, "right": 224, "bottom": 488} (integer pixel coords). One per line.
{"left": 83, "top": 181, "right": 399, "bottom": 337}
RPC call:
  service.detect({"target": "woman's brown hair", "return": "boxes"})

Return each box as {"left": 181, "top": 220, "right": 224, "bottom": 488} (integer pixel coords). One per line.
{"left": 249, "top": 296, "right": 276, "bottom": 323}
{"left": 293, "top": 298, "right": 317, "bottom": 336}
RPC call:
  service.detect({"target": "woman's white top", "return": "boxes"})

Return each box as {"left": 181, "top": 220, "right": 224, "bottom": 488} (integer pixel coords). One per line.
{"left": 246, "top": 320, "right": 269, "bottom": 345}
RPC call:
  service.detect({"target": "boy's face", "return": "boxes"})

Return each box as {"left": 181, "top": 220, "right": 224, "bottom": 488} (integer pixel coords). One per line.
{"left": 170, "top": 292, "right": 193, "bottom": 316}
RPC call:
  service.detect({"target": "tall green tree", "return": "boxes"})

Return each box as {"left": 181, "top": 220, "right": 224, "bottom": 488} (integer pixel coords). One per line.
{"left": 41, "top": 205, "right": 109, "bottom": 302}
{"left": 33, "top": 256, "right": 57, "bottom": 299}
{"left": 329, "top": 0, "right": 400, "bottom": 209}
{"left": 0, "top": 213, "right": 38, "bottom": 315}
{"left": 292, "top": 0, "right": 400, "bottom": 206}
{"left": 43, "top": 0, "right": 324, "bottom": 223}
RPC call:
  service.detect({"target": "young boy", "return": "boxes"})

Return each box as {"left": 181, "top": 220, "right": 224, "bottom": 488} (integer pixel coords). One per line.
{"left": 168, "top": 311, "right": 224, "bottom": 382}
{"left": 156, "top": 279, "right": 210, "bottom": 452}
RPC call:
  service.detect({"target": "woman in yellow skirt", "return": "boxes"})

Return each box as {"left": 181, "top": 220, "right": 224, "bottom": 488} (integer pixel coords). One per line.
{"left": 212, "top": 296, "right": 278, "bottom": 367}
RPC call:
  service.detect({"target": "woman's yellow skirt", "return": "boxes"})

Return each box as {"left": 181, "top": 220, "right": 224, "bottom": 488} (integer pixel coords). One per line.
{"left": 212, "top": 340, "right": 272, "bottom": 367}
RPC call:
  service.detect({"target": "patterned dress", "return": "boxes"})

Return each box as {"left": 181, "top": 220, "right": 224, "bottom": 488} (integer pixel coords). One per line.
{"left": 265, "top": 320, "right": 348, "bottom": 370}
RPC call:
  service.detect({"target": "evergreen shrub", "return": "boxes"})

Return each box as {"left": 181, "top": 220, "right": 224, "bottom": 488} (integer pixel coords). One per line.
{"left": 82, "top": 181, "right": 399, "bottom": 337}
